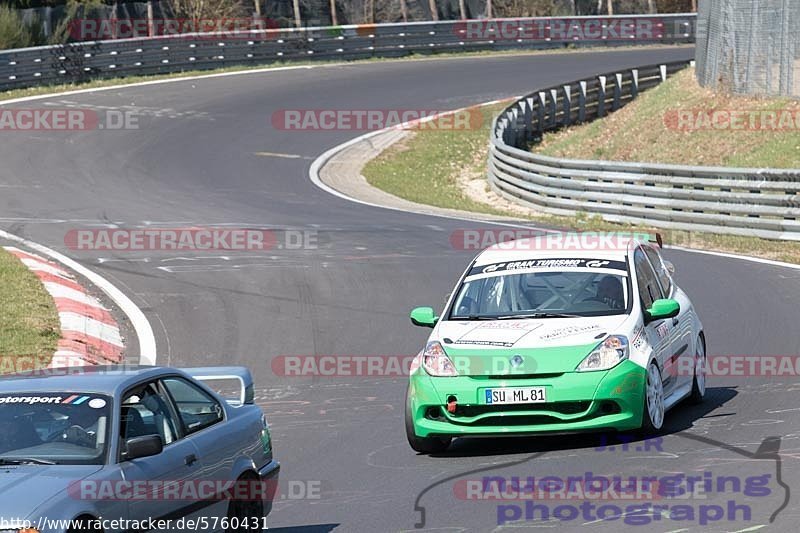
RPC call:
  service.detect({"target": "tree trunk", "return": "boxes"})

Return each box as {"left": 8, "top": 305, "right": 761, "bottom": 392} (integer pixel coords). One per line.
{"left": 691, "top": 0, "right": 697, "bottom": 12}
{"left": 146, "top": 0, "right": 154, "bottom": 37}
{"left": 292, "top": 0, "right": 302, "bottom": 28}
{"left": 646, "top": 0, "right": 657, "bottom": 14}
{"left": 458, "top": 0, "right": 466, "bottom": 20}
{"left": 330, "top": 0, "right": 338, "bottom": 25}
{"left": 486, "top": 0, "right": 492, "bottom": 19}
{"left": 253, "top": 0, "right": 261, "bottom": 16}
{"left": 606, "top": 0, "right": 614, "bottom": 16}
{"left": 429, "top": 0, "right": 439, "bottom": 21}
{"left": 400, "top": 0, "right": 408, "bottom": 22}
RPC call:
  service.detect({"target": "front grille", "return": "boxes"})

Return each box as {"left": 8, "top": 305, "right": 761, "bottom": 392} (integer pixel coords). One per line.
{"left": 453, "top": 401, "right": 591, "bottom": 417}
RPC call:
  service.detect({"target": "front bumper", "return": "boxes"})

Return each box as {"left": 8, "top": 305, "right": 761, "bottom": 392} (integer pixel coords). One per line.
{"left": 407, "top": 360, "right": 645, "bottom": 438}
{"left": 259, "top": 459, "right": 280, "bottom": 517}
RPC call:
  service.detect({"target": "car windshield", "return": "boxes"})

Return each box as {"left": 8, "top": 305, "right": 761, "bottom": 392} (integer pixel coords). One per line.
{"left": 450, "top": 263, "right": 630, "bottom": 319}
{"left": 0, "top": 393, "right": 111, "bottom": 465}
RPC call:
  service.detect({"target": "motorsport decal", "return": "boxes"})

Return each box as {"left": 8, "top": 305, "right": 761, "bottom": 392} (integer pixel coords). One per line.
{"left": 468, "top": 258, "right": 627, "bottom": 277}
{"left": 452, "top": 322, "right": 543, "bottom": 347}
{"left": 538, "top": 324, "right": 601, "bottom": 341}
{"left": 0, "top": 394, "right": 99, "bottom": 405}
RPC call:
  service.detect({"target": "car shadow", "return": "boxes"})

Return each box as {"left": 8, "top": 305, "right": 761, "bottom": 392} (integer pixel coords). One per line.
{"left": 431, "top": 386, "right": 738, "bottom": 458}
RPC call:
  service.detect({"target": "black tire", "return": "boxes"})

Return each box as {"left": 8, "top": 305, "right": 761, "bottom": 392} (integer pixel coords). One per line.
{"left": 226, "top": 473, "right": 264, "bottom": 532}
{"left": 689, "top": 335, "right": 707, "bottom": 404}
{"left": 640, "top": 360, "right": 665, "bottom": 435}
{"left": 405, "top": 392, "right": 451, "bottom": 454}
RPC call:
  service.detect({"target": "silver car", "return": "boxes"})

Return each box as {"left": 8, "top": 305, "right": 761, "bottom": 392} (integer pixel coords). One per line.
{"left": 0, "top": 365, "right": 279, "bottom": 532}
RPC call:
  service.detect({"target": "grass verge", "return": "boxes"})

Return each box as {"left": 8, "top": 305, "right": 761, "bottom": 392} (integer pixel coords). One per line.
{"left": 362, "top": 103, "right": 800, "bottom": 264}
{"left": 537, "top": 68, "right": 800, "bottom": 168}
{"left": 0, "top": 248, "right": 59, "bottom": 368}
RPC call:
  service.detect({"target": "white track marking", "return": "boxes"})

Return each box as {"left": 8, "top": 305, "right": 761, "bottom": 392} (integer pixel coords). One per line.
{"left": 42, "top": 282, "right": 108, "bottom": 308}
{"left": 0, "top": 65, "right": 317, "bottom": 106}
{"left": 0, "top": 230, "right": 157, "bottom": 364}
{"left": 59, "top": 312, "right": 123, "bottom": 346}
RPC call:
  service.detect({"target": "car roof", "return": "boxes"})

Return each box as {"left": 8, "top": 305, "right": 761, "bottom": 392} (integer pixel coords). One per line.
{"left": 0, "top": 365, "right": 181, "bottom": 397}
{"left": 473, "top": 235, "right": 642, "bottom": 267}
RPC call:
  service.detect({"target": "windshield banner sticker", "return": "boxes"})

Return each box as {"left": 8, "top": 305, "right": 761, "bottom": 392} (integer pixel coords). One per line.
{"left": 0, "top": 394, "right": 94, "bottom": 405}
{"left": 469, "top": 258, "right": 627, "bottom": 277}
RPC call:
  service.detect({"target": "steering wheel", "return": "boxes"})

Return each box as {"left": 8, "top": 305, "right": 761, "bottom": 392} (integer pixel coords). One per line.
{"left": 46, "top": 425, "right": 95, "bottom": 447}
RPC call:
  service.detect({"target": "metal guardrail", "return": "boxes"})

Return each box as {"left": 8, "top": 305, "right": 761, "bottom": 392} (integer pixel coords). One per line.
{"left": 488, "top": 61, "right": 800, "bottom": 241}
{"left": 0, "top": 15, "right": 696, "bottom": 92}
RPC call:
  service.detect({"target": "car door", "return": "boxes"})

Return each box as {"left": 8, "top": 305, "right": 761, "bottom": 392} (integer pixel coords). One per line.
{"left": 644, "top": 245, "right": 695, "bottom": 393}
{"left": 633, "top": 247, "right": 675, "bottom": 397}
{"left": 160, "top": 376, "right": 232, "bottom": 523}
{"left": 117, "top": 380, "right": 205, "bottom": 531}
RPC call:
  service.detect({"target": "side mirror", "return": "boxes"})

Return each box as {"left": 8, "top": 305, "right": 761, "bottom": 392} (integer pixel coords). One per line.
{"left": 124, "top": 434, "right": 163, "bottom": 460}
{"left": 645, "top": 299, "right": 680, "bottom": 322}
{"left": 663, "top": 260, "right": 675, "bottom": 274}
{"left": 410, "top": 307, "right": 438, "bottom": 328}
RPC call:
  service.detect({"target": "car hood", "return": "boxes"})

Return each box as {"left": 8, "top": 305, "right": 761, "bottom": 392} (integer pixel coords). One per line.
{"left": 0, "top": 464, "right": 102, "bottom": 520}
{"left": 434, "top": 315, "right": 629, "bottom": 375}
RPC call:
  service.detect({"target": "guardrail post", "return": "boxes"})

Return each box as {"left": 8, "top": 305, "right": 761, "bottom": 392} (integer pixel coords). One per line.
{"left": 535, "top": 92, "right": 546, "bottom": 138}
{"left": 659, "top": 64, "right": 667, "bottom": 82}
{"left": 613, "top": 73, "right": 623, "bottom": 111}
{"left": 523, "top": 97, "right": 534, "bottom": 143}
{"left": 630, "top": 69, "right": 639, "bottom": 99}
{"left": 548, "top": 89, "right": 558, "bottom": 129}
{"left": 562, "top": 85, "right": 572, "bottom": 127}
{"left": 597, "top": 76, "right": 607, "bottom": 118}
{"left": 578, "top": 81, "right": 587, "bottom": 123}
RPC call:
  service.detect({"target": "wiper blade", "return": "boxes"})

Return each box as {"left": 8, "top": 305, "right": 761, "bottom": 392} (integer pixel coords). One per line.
{"left": 451, "top": 315, "right": 499, "bottom": 320}
{"left": 495, "top": 312, "right": 582, "bottom": 319}
{"left": 0, "top": 457, "right": 57, "bottom": 465}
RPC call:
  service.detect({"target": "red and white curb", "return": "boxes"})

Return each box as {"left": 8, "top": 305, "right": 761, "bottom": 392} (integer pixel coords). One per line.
{"left": 4, "top": 246, "right": 124, "bottom": 367}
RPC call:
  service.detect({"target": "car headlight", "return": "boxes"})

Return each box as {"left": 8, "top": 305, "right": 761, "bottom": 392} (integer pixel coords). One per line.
{"left": 421, "top": 341, "right": 458, "bottom": 377}
{"left": 576, "top": 335, "right": 629, "bottom": 372}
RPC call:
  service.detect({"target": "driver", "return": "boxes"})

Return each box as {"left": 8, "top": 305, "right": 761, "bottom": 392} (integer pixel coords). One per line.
{"left": 597, "top": 275, "right": 624, "bottom": 309}
{"left": 60, "top": 408, "right": 101, "bottom": 448}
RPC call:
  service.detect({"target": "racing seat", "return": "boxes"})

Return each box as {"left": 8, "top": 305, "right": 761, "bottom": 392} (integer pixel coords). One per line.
{"left": 120, "top": 406, "right": 147, "bottom": 439}
{"left": 584, "top": 275, "right": 624, "bottom": 310}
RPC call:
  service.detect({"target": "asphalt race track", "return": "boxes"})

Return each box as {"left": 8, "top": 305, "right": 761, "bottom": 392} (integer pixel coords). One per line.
{"left": 3, "top": 47, "right": 800, "bottom": 532}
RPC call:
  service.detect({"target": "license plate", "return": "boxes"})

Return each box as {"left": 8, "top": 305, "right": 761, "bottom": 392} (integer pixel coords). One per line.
{"left": 483, "top": 387, "right": 546, "bottom": 405}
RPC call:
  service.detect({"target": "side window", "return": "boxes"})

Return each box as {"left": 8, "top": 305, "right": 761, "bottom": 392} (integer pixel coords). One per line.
{"left": 120, "top": 382, "right": 179, "bottom": 445}
{"left": 634, "top": 248, "right": 664, "bottom": 309}
{"left": 162, "top": 378, "right": 223, "bottom": 435}
{"left": 643, "top": 246, "right": 672, "bottom": 296}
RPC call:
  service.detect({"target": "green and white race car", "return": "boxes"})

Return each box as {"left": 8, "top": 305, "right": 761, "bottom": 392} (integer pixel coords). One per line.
{"left": 405, "top": 234, "right": 706, "bottom": 453}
